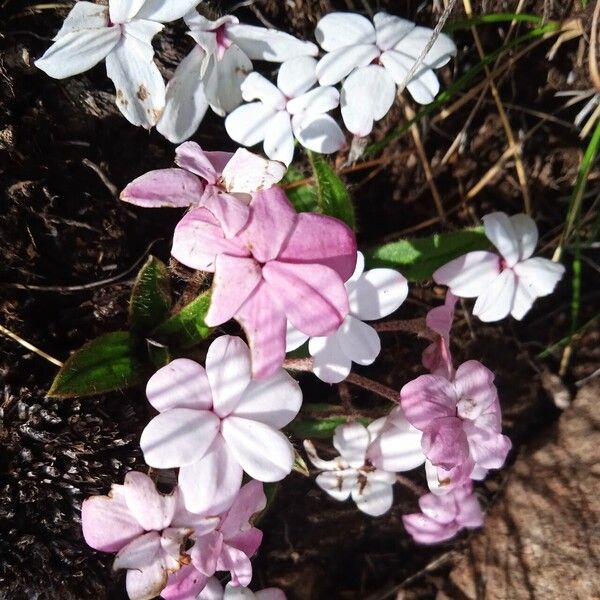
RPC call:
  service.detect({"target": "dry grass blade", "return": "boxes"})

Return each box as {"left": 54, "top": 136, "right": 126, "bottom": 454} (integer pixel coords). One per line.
{"left": 0, "top": 324, "right": 63, "bottom": 367}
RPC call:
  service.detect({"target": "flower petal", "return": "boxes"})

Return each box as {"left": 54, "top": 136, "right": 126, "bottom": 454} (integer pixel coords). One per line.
{"left": 227, "top": 23, "right": 318, "bottom": 62}
{"left": 200, "top": 188, "right": 250, "bottom": 238}
{"left": 190, "top": 531, "right": 223, "bottom": 576}
{"left": 454, "top": 360, "right": 497, "bottom": 420}
{"left": 292, "top": 113, "right": 346, "bottom": 155}
{"left": 482, "top": 212, "right": 520, "bottom": 267}
{"left": 432, "top": 251, "right": 501, "bottom": 298}
{"left": 225, "top": 102, "right": 276, "bottom": 147}
{"left": 240, "top": 72, "right": 286, "bottom": 108}
{"left": 134, "top": 0, "right": 201, "bottom": 23}
{"left": 140, "top": 408, "right": 221, "bottom": 468}
{"left": 198, "top": 577, "right": 225, "bottom": 600}
{"left": 277, "top": 56, "right": 318, "bottom": 98}
{"left": 206, "top": 45, "right": 253, "bottom": 115}
{"left": 333, "top": 422, "right": 370, "bottom": 468}
{"left": 205, "top": 255, "right": 262, "bottom": 327}
{"left": 400, "top": 374, "right": 457, "bottom": 430}
{"left": 421, "top": 417, "right": 470, "bottom": 471}
{"left": 146, "top": 358, "right": 213, "bottom": 413}
{"left": 510, "top": 213, "right": 538, "bottom": 260}
{"left": 315, "top": 12, "right": 375, "bottom": 51}
{"left": 277, "top": 212, "right": 357, "bottom": 282}
{"left": 81, "top": 485, "right": 143, "bottom": 552}
{"left": 221, "top": 149, "right": 286, "bottom": 194}
{"left": 220, "top": 480, "right": 267, "bottom": 539}
{"left": 35, "top": 26, "right": 120, "bottom": 79}
{"left": 114, "top": 530, "right": 161, "bottom": 571}
{"left": 510, "top": 275, "right": 537, "bottom": 321}
{"left": 162, "top": 565, "right": 209, "bottom": 600}
{"left": 263, "top": 110, "right": 295, "bottom": 166}
{"left": 309, "top": 333, "right": 352, "bottom": 384}
{"left": 221, "top": 416, "right": 294, "bottom": 481}
{"left": 217, "top": 543, "right": 253, "bottom": 587}
{"left": 178, "top": 435, "right": 244, "bottom": 515}
{"left": 315, "top": 469, "right": 357, "bottom": 501}
{"left": 109, "top": 0, "right": 145, "bottom": 24}
{"left": 287, "top": 85, "right": 340, "bottom": 117}
{"left": 123, "top": 471, "right": 177, "bottom": 532}
{"left": 352, "top": 476, "right": 394, "bottom": 516}
{"left": 336, "top": 315, "right": 380, "bottom": 366}
{"left": 341, "top": 65, "right": 396, "bottom": 137}
{"left": 472, "top": 269, "right": 516, "bottom": 322}
{"left": 373, "top": 12, "right": 414, "bottom": 50}
{"left": 463, "top": 421, "right": 511, "bottom": 470}
{"left": 263, "top": 261, "right": 349, "bottom": 337}
{"left": 513, "top": 257, "right": 565, "bottom": 296}
{"left": 285, "top": 321, "right": 310, "bottom": 352}
{"left": 402, "top": 512, "right": 459, "bottom": 544}
{"left": 316, "top": 44, "right": 380, "bottom": 86}
{"left": 54, "top": 2, "right": 110, "bottom": 38}
{"left": 379, "top": 50, "right": 440, "bottom": 104}
{"left": 347, "top": 267, "right": 408, "bottom": 320}
{"left": 395, "top": 27, "right": 457, "bottom": 68}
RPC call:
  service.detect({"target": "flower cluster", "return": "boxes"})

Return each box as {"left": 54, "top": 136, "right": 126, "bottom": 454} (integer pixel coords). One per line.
{"left": 36, "top": 4, "right": 456, "bottom": 162}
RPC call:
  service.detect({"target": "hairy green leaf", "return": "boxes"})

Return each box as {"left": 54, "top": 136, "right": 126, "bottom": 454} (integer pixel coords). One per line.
{"left": 282, "top": 166, "right": 319, "bottom": 213}
{"left": 129, "top": 256, "right": 172, "bottom": 333}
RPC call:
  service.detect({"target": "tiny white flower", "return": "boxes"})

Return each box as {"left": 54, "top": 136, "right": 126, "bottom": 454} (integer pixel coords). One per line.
{"left": 158, "top": 11, "right": 318, "bottom": 143}
{"left": 225, "top": 56, "right": 346, "bottom": 166}
{"left": 286, "top": 252, "right": 408, "bottom": 383}
{"left": 433, "top": 212, "right": 566, "bottom": 322}
{"left": 34, "top": 0, "right": 201, "bottom": 128}
{"left": 304, "top": 422, "right": 397, "bottom": 517}
{"left": 314, "top": 11, "right": 457, "bottom": 136}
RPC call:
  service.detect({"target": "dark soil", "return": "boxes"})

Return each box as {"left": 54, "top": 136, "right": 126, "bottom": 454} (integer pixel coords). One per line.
{"left": 0, "top": 1, "right": 598, "bottom": 599}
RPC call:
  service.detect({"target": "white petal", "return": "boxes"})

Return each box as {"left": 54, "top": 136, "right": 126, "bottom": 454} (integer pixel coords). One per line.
{"left": 140, "top": 409, "right": 220, "bottom": 468}
{"left": 340, "top": 65, "right": 396, "bottom": 137}
{"left": 433, "top": 251, "right": 501, "bottom": 298}
{"left": 114, "top": 530, "right": 161, "bottom": 570}
{"left": 395, "top": 27, "right": 457, "bottom": 68}
{"left": 336, "top": 316, "right": 380, "bottom": 366}
{"left": 309, "top": 334, "right": 352, "bottom": 384}
{"left": 348, "top": 251, "right": 366, "bottom": 283}
{"left": 285, "top": 322, "right": 310, "bottom": 352}
{"left": 233, "top": 369, "right": 302, "bottom": 428}
{"left": 510, "top": 277, "right": 537, "bottom": 320}
{"left": 221, "top": 148, "right": 286, "bottom": 194}
{"left": 135, "top": 0, "right": 201, "bottom": 23}
{"left": 333, "top": 422, "right": 369, "bottom": 468}
{"left": 157, "top": 46, "right": 209, "bottom": 143}
{"left": 109, "top": 0, "right": 145, "bottom": 24}
{"left": 123, "top": 472, "right": 177, "bottom": 532}
{"left": 263, "top": 111, "right": 295, "bottom": 166}
{"left": 352, "top": 476, "right": 394, "bottom": 516}
{"left": 106, "top": 21, "right": 166, "bottom": 128}
{"left": 513, "top": 257, "right": 565, "bottom": 296}
{"left": 373, "top": 12, "right": 414, "bottom": 50}
{"left": 277, "top": 56, "right": 318, "bottom": 98}
{"left": 221, "top": 416, "right": 294, "bottom": 482}
{"left": 510, "top": 214, "right": 539, "bottom": 260}
{"left": 54, "top": 2, "right": 110, "bottom": 38}
{"left": 315, "top": 469, "right": 357, "bottom": 501}
{"left": 473, "top": 269, "right": 517, "bottom": 322}
{"left": 315, "top": 12, "right": 375, "bottom": 51}
{"left": 225, "top": 102, "right": 275, "bottom": 147}
{"left": 303, "top": 439, "right": 345, "bottom": 470}
{"left": 286, "top": 86, "right": 339, "bottom": 117}
{"left": 206, "top": 335, "right": 252, "bottom": 419}
{"left": 380, "top": 50, "right": 440, "bottom": 105}
{"left": 178, "top": 436, "right": 244, "bottom": 515}
{"left": 240, "top": 72, "right": 286, "bottom": 108}
{"left": 35, "top": 27, "right": 120, "bottom": 79}
{"left": 292, "top": 113, "right": 346, "bottom": 155}
{"left": 185, "top": 11, "right": 237, "bottom": 32}
{"left": 482, "top": 212, "right": 521, "bottom": 267}
{"left": 206, "top": 46, "right": 253, "bottom": 116}
{"left": 227, "top": 23, "right": 318, "bottom": 62}
{"left": 316, "top": 44, "right": 379, "bottom": 86}
{"left": 347, "top": 268, "right": 408, "bottom": 320}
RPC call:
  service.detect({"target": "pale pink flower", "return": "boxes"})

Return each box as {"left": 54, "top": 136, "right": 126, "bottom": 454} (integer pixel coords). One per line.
{"left": 400, "top": 360, "right": 511, "bottom": 494}
{"left": 171, "top": 185, "right": 357, "bottom": 379}
{"left": 140, "top": 336, "right": 302, "bottom": 515}
{"left": 81, "top": 471, "right": 218, "bottom": 600}
{"left": 421, "top": 292, "right": 458, "bottom": 380}
{"left": 433, "top": 212, "right": 565, "bottom": 322}
{"left": 402, "top": 482, "right": 483, "bottom": 544}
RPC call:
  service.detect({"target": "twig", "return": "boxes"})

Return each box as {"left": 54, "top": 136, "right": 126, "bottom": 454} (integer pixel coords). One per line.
{"left": 0, "top": 324, "right": 63, "bottom": 367}
{"left": 82, "top": 158, "right": 119, "bottom": 198}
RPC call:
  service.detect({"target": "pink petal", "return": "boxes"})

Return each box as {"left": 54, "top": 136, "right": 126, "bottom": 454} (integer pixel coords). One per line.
{"left": 418, "top": 491, "right": 458, "bottom": 524}
{"left": 421, "top": 417, "right": 471, "bottom": 472}
{"left": 235, "top": 281, "right": 287, "bottom": 380}
{"left": 120, "top": 168, "right": 204, "bottom": 208}
{"left": 463, "top": 421, "right": 511, "bottom": 470}
{"left": 219, "top": 480, "right": 266, "bottom": 539}
{"left": 113, "top": 530, "right": 161, "bottom": 571}
{"left": 191, "top": 530, "right": 223, "bottom": 576}
{"left": 178, "top": 435, "right": 244, "bottom": 516}
{"left": 81, "top": 485, "right": 143, "bottom": 553}
{"left": 238, "top": 187, "right": 298, "bottom": 263}
{"left": 277, "top": 212, "right": 357, "bottom": 282}
{"left": 454, "top": 360, "right": 496, "bottom": 421}
{"left": 200, "top": 186, "right": 251, "bottom": 238}
{"left": 263, "top": 261, "right": 349, "bottom": 337}
{"left": 205, "top": 255, "right": 262, "bottom": 328}
{"left": 175, "top": 141, "right": 222, "bottom": 184}
{"left": 221, "top": 148, "right": 286, "bottom": 194}
{"left": 400, "top": 374, "right": 457, "bottom": 430}
{"left": 402, "top": 512, "right": 459, "bottom": 544}
{"left": 456, "top": 489, "right": 484, "bottom": 528}
{"left": 146, "top": 358, "right": 213, "bottom": 413}
{"left": 162, "top": 565, "right": 209, "bottom": 600}
{"left": 123, "top": 471, "right": 177, "bottom": 532}
{"left": 426, "top": 292, "right": 457, "bottom": 339}
{"left": 217, "top": 542, "right": 253, "bottom": 587}
{"left": 172, "top": 207, "right": 249, "bottom": 272}
{"left": 226, "top": 527, "right": 263, "bottom": 559}
{"left": 433, "top": 251, "right": 501, "bottom": 298}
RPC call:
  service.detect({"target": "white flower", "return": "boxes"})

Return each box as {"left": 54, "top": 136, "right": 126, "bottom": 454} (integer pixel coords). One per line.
{"left": 304, "top": 422, "right": 397, "bottom": 517}
{"left": 158, "top": 11, "right": 318, "bottom": 143}
{"left": 314, "top": 11, "right": 457, "bottom": 136}
{"left": 225, "top": 56, "right": 346, "bottom": 166}
{"left": 286, "top": 252, "right": 408, "bottom": 383}
{"left": 433, "top": 212, "right": 566, "bottom": 322}
{"left": 34, "top": 0, "right": 201, "bottom": 128}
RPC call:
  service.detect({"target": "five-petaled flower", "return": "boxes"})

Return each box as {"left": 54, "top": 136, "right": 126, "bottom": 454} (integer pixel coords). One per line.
{"left": 286, "top": 252, "right": 408, "bottom": 383}
{"left": 433, "top": 212, "right": 566, "bottom": 322}
{"left": 402, "top": 482, "right": 483, "bottom": 544}
{"left": 171, "top": 185, "right": 357, "bottom": 379}
{"left": 140, "top": 336, "right": 302, "bottom": 514}
{"left": 226, "top": 56, "right": 346, "bottom": 165}
{"left": 81, "top": 471, "right": 218, "bottom": 600}
{"left": 304, "top": 422, "right": 398, "bottom": 516}
{"left": 314, "top": 12, "right": 456, "bottom": 136}
{"left": 400, "top": 360, "right": 511, "bottom": 494}
{"left": 35, "top": 0, "right": 200, "bottom": 127}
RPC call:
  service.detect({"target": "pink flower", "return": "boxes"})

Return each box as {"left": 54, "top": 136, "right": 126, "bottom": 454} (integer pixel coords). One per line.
{"left": 140, "top": 336, "right": 302, "bottom": 515}
{"left": 81, "top": 471, "right": 218, "bottom": 600}
{"left": 400, "top": 360, "right": 511, "bottom": 494}
{"left": 421, "top": 292, "right": 457, "bottom": 380}
{"left": 402, "top": 482, "right": 483, "bottom": 544}
{"left": 162, "top": 481, "right": 266, "bottom": 597}
{"left": 433, "top": 212, "right": 565, "bottom": 322}
{"left": 172, "top": 185, "right": 357, "bottom": 379}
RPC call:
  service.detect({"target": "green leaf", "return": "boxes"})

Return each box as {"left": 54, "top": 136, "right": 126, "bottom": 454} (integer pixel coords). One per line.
{"left": 152, "top": 291, "right": 213, "bottom": 348}
{"left": 288, "top": 415, "right": 349, "bottom": 439}
{"left": 364, "top": 228, "right": 489, "bottom": 281}
{"left": 281, "top": 166, "right": 318, "bottom": 213}
{"left": 307, "top": 150, "right": 356, "bottom": 229}
{"left": 129, "top": 256, "right": 172, "bottom": 333}
{"left": 48, "top": 332, "right": 148, "bottom": 398}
